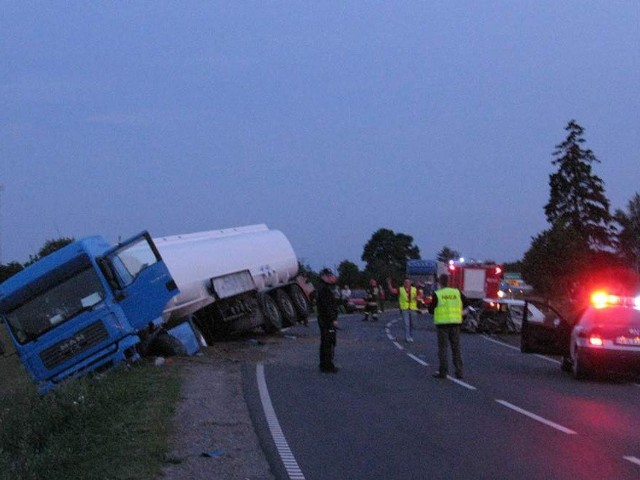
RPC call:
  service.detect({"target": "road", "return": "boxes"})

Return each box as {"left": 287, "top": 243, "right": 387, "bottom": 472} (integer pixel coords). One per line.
{"left": 243, "top": 309, "right": 640, "bottom": 480}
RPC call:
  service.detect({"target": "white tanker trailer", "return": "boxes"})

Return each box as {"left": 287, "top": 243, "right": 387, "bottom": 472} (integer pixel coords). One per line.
{"left": 154, "top": 224, "right": 310, "bottom": 341}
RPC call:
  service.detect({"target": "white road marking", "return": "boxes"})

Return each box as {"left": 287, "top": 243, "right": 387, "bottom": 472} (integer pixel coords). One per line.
{"left": 407, "top": 353, "right": 428, "bottom": 366}
{"left": 480, "top": 335, "right": 520, "bottom": 351}
{"left": 623, "top": 456, "right": 640, "bottom": 467}
{"left": 447, "top": 375, "right": 477, "bottom": 390}
{"left": 256, "top": 363, "right": 306, "bottom": 480}
{"left": 393, "top": 341, "right": 404, "bottom": 350}
{"left": 480, "top": 334, "right": 560, "bottom": 363}
{"left": 496, "top": 399, "right": 577, "bottom": 435}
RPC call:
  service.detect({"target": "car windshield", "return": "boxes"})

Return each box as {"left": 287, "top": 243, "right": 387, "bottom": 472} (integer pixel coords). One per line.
{"left": 351, "top": 290, "right": 367, "bottom": 299}
{"left": 5, "top": 267, "right": 106, "bottom": 344}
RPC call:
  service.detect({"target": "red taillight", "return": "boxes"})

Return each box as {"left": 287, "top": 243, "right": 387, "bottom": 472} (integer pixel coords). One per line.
{"left": 588, "top": 335, "right": 604, "bottom": 347}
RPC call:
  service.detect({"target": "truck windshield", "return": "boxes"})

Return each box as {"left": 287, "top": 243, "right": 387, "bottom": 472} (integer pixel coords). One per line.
{"left": 5, "top": 267, "right": 106, "bottom": 344}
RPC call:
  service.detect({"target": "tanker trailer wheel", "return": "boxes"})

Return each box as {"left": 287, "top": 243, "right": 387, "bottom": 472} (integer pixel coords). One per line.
{"left": 289, "top": 284, "right": 310, "bottom": 321}
{"left": 275, "top": 289, "right": 298, "bottom": 327}
{"left": 260, "top": 293, "right": 283, "bottom": 333}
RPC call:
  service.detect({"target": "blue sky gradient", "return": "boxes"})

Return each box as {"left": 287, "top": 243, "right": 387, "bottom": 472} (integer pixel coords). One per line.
{"left": 1, "top": 2, "right": 638, "bottom": 269}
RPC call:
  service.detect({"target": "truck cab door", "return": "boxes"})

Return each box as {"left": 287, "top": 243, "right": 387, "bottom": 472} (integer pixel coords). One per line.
{"left": 520, "top": 300, "right": 571, "bottom": 356}
{"left": 99, "top": 232, "right": 178, "bottom": 331}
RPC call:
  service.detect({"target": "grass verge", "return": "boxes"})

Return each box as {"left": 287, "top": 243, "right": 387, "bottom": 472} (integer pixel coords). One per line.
{"left": 0, "top": 359, "right": 182, "bottom": 480}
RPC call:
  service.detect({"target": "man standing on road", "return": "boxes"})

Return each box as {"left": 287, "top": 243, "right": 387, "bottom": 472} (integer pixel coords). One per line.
{"left": 317, "top": 268, "right": 339, "bottom": 373}
{"left": 387, "top": 277, "right": 418, "bottom": 342}
{"left": 428, "top": 274, "right": 465, "bottom": 379}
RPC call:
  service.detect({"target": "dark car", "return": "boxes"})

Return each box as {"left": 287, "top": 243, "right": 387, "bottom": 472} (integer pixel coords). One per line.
{"left": 521, "top": 291, "right": 640, "bottom": 379}
{"left": 345, "top": 289, "right": 367, "bottom": 313}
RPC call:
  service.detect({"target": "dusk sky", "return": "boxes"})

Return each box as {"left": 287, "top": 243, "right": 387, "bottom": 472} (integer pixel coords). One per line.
{"left": 1, "top": 2, "right": 638, "bottom": 270}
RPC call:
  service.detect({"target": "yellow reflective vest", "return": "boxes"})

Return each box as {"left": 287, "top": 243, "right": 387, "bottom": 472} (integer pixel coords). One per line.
{"left": 433, "top": 287, "right": 463, "bottom": 325}
{"left": 398, "top": 286, "right": 418, "bottom": 311}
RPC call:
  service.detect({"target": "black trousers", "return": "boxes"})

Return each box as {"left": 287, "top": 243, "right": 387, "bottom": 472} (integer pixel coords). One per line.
{"left": 319, "top": 327, "right": 336, "bottom": 369}
{"left": 436, "top": 324, "right": 463, "bottom": 376}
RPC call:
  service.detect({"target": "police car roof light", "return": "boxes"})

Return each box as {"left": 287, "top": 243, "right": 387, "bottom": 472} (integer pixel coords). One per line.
{"left": 590, "top": 290, "right": 640, "bottom": 309}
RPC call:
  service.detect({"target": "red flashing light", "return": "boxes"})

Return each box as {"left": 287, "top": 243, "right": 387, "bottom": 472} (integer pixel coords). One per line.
{"left": 590, "top": 290, "right": 640, "bottom": 309}
{"left": 495, "top": 267, "right": 502, "bottom": 275}
{"left": 449, "top": 265, "right": 455, "bottom": 271}
{"left": 590, "top": 291, "right": 620, "bottom": 309}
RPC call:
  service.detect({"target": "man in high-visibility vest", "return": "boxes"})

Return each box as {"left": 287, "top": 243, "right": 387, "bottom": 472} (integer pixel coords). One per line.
{"left": 387, "top": 277, "right": 418, "bottom": 342}
{"left": 428, "top": 274, "right": 466, "bottom": 379}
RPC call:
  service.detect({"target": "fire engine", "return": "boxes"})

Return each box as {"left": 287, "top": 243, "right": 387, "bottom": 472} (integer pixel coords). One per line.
{"left": 447, "top": 260, "right": 503, "bottom": 301}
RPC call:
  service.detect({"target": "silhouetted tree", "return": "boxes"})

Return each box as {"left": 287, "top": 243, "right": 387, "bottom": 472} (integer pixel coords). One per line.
{"left": 0, "top": 261, "right": 24, "bottom": 284}
{"left": 361, "top": 228, "right": 420, "bottom": 284}
{"left": 337, "top": 260, "right": 363, "bottom": 288}
{"left": 544, "top": 120, "right": 613, "bottom": 249}
{"left": 437, "top": 246, "right": 460, "bottom": 263}
{"left": 615, "top": 192, "right": 640, "bottom": 274}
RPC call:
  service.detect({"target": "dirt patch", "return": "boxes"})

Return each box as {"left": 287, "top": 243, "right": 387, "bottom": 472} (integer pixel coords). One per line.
{"left": 159, "top": 331, "right": 309, "bottom": 480}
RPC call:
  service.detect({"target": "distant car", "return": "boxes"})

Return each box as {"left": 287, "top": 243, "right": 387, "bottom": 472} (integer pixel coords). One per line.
{"left": 521, "top": 291, "right": 640, "bottom": 379}
{"left": 345, "top": 289, "right": 367, "bottom": 313}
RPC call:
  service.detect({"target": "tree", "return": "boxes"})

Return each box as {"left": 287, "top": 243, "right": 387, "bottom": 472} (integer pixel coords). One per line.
{"left": 437, "top": 246, "right": 460, "bottom": 263}
{"left": 337, "top": 260, "right": 363, "bottom": 288}
{"left": 544, "top": 120, "right": 613, "bottom": 249}
{"left": 361, "top": 228, "right": 420, "bottom": 284}
{"left": 0, "top": 261, "right": 24, "bottom": 284}
{"left": 521, "top": 224, "right": 589, "bottom": 298}
{"left": 615, "top": 192, "right": 640, "bottom": 273}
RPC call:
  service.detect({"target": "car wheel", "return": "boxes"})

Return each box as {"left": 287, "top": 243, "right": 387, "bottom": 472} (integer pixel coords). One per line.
{"left": 572, "top": 347, "right": 589, "bottom": 380}
{"left": 560, "top": 355, "right": 572, "bottom": 372}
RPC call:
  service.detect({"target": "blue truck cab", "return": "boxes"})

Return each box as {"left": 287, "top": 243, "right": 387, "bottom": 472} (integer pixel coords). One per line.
{"left": 0, "top": 232, "right": 179, "bottom": 393}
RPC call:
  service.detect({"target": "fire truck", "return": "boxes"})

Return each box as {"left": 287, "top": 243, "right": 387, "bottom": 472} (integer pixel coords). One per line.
{"left": 447, "top": 260, "right": 503, "bottom": 301}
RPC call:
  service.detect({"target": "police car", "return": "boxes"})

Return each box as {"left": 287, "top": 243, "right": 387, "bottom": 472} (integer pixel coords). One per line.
{"left": 521, "top": 291, "right": 640, "bottom": 379}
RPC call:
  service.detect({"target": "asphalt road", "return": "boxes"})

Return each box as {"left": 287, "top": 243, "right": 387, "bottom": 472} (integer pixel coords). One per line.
{"left": 244, "top": 309, "right": 640, "bottom": 480}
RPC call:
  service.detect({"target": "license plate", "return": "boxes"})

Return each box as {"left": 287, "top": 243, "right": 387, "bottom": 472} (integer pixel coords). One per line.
{"left": 615, "top": 336, "right": 640, "bottom": 346}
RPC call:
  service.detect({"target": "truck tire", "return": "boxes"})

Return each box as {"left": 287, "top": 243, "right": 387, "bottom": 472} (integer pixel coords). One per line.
{"left": 289, "top": 284, "right": 310, "bottom": 320}
{"left": 275, "top": 289, "right": 298, "bottom": 327}
{"left": 260, "top": 293, "right": 282, "bottom": 333}
{"left": 148, "top": 333, "right": 187, "bottom": 357}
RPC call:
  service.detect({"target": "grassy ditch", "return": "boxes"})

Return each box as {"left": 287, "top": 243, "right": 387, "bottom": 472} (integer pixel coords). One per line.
{"left": 0, "top": 357, "right": 182, "bottom": 480}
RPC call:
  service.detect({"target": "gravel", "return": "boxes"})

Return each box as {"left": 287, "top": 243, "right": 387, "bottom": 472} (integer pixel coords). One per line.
{"left": 159, "top": 332, "right": 293, "bottom": 480}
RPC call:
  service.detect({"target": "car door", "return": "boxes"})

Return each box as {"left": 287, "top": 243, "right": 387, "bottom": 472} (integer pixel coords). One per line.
{"left": 99, "top": 232, "right": 178, "bottom": 331}
{"left": 520, "top": 300, "right": 571, "bottom": 356}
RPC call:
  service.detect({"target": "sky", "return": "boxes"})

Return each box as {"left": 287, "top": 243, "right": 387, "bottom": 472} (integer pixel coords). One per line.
{"left": 1, "top": 1, "right": 638, "bottom": 271}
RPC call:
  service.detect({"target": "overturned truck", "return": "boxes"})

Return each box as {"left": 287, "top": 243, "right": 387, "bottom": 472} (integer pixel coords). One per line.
{"left": 0, "top": 224, "right": 309, "bottom": 392}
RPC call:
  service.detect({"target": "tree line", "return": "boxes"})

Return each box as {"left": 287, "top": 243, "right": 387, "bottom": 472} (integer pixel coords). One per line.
{"left": 2, "top": 121, "right": 639, "bottom": 301}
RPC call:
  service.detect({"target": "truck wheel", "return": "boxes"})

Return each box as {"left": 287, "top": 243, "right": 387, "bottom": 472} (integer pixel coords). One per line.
{"left": 149, "top": 333, "right": 187, "bottom": 357}
{"left": 260, "top": 293, "right": 282, "bottom": 333}
{"left": 289, "top": 284, "right": 310, "bottom": 320}
{"left": 275, "top": 289, "right": 298, "bottom": 327}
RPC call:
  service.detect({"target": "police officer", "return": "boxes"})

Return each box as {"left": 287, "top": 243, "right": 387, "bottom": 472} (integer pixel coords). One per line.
{"left": 317, "top": 268, "right": 339, "bottom": 373}
{"left": 428, "top": 274, "right": 466, "bottom": 379}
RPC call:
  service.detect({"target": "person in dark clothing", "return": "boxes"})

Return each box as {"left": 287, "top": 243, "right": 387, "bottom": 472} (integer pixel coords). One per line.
{"left": 362, "top": 278, "right": 382, "bottom": 321}
{"left": 316, "top": 268, "right": 340, "bottom": 373}
{"left": 428, "top": 274, "right": 468, "bottom": 379}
